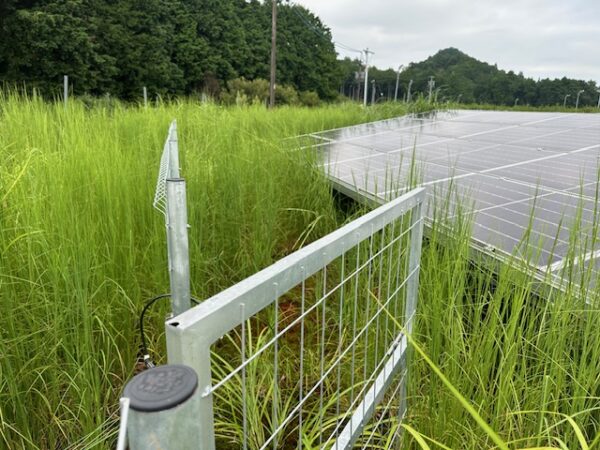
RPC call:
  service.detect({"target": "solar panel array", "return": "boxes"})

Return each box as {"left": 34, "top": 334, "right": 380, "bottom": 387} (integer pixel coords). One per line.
{"left": 309, "top": 110, "right": 600, "bottom": 290}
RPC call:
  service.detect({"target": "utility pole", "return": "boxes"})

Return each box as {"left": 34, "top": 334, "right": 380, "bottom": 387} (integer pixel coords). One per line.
{"left": 394, "top": 64, "right": 404, "bottom": 102}
{"left": 427, "top": 76, "right": 435, "bottom": 103}
{"left": 406, "top": 79, "right": 413, "bottom": 102}
{"left": 597, "top": 90, "right": 600, "bottom": 109}
{"left": 269, "top": 0, "right": 277, "bottom": 109}
{"left": 362, "top": 48, "right": 374, "bottom": 107}
{"left": 371, "top": 80, "right": 376, "bottom": 105}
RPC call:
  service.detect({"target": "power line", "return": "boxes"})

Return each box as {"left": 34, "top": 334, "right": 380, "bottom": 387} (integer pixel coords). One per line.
{"left": 287, "top": 2, "right": 363, "bottom": 54}
{"left": 334, "top": 42, "right": 363, "bottom": 54}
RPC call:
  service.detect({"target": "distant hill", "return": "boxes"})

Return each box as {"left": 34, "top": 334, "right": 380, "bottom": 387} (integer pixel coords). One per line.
{"left": 399, "top": 48, "right": 598, "bottom": 106}
{"left": 340, "top": 48, "right": 598, "bottom": 107}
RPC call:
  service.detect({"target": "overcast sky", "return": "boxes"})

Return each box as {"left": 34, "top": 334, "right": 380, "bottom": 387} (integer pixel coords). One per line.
{"left": 296, "top": 0, "right": 600, "bottom": 84}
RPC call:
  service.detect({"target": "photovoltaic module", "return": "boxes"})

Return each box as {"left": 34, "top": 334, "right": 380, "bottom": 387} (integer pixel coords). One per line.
{"left": 309, "top": 110, "right": 600, "bottom": 291}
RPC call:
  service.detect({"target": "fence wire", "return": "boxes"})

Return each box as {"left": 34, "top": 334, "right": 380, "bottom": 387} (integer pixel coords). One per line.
{"left": 166, "top": 187, "right": 425, "bottom": 449}
{"left": 153, "top": 120, "right": 178, "bottom": 217}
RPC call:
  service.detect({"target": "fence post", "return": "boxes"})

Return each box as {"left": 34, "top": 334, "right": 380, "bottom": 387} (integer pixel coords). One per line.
{"left": 399, "top": 195, "right": 424, "bottom": 423}
{"left": 164, "top": 121, "right": 188, "bottom": 316}
{"left": 63, "top": 75, "right": 68, "bottom": 107}
{"left": 121, "top": 364, "right": 202, "bottom": 449}
{"left": 166, "top": 326, "right": 216, "bottom": 449}
{"left": 143, "top": 86, "right": 148, "bottom": 108}
{"left": 166, "top": 178, "right": 191, "bottom": 316}
{"left": 406, "top": 197, "right": 423, "bottom": 334}
{"left": 168, "top": 122, "right": 180, "bottom": 178}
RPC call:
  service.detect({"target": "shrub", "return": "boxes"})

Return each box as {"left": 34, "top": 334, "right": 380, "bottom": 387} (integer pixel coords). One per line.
{"left": 275, "top": 84, "right": 299, "bottom": 105}
{"left": 222, "top": 77, "right": 269, "bottom": 105}
{"left": 299, "top": 90, "right": 320, "bottom": 107}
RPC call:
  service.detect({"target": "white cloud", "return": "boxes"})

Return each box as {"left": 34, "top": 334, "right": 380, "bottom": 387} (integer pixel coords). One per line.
{"left": 296, "top": 0, "right": 600, "bottom": 82}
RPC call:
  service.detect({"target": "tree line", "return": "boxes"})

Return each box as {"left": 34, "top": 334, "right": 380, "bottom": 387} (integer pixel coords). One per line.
{"left": 0, "top": 0, "right": 341, "bottom": 101}
{"left": 339, "top": 48, "right": 599, "bottom": 107}
{"left": 1, "top": 3, "right": 597, "bottom": 107}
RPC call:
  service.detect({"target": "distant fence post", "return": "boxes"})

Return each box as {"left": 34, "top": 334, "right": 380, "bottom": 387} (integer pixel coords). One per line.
{"left": 143, "top": 86, "right": 148, "bottom": 108}
{"left": 63, "top": 75, "right": 68, "bottom": 107}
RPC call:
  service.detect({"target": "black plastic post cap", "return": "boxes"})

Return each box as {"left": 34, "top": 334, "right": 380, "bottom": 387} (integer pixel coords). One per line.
{"left": 124, "top": 364, "right": 198, "bottom": 412}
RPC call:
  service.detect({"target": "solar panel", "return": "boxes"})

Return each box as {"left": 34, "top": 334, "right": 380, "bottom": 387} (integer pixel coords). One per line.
{"left": 315, "top": 110, "right": 600, "bottom": 292}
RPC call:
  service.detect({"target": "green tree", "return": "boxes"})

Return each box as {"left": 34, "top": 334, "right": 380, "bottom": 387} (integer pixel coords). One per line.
{"left": 276, "top": 2, "right": 342, "bottom": 100}
{"left": 2, "top": 1, "right": 105, "bottom": 95}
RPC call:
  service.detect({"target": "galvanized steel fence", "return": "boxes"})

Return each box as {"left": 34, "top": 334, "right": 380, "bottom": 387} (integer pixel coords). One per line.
{"left": 165, "top": 186, "right": 425, "bottom": 449}
{"left": 153, "top": 120, "right": 192, "bottom": 317}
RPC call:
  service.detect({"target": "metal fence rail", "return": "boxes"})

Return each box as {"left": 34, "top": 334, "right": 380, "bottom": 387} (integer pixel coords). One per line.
{"left": 166, "top": 187, "right": 425, "bottom": 449}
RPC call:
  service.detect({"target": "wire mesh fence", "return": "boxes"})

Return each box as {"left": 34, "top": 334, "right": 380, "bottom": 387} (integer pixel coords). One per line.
{"left": 153, "top": 120, "right": 179, "bottom": 218}
{"left": 166, "top": 187, "right": 425, "bottom": 449}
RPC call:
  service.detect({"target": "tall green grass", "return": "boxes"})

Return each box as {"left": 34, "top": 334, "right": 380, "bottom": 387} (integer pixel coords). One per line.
{"left": 204, "top": 170, "right": 600, "bottom": 449}
{"left": 0, "top": 93, "right": 424, "bottom": 448}
{"left": 409, "top": 189, "right": 600, "bottom": 449}
{"left": 2, "top": 92, "right": 599, "bottom": 449}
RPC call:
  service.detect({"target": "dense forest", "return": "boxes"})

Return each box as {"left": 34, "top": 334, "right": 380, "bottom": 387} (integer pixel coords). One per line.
{"left": 341, "top": 48, "right": 599, "bottom": 107}
{"left": 1, "top": 2, "right": 598, "bottom": 106}
{"left": 0, "top": 0, "right": 340, "bottom": 101}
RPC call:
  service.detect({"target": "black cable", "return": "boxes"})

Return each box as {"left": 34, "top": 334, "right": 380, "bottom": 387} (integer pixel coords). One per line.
{"left": 139, "top": 293, "right": 200, "bottom": 369}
